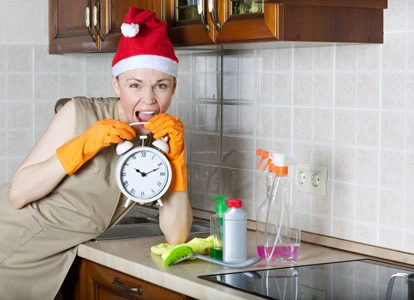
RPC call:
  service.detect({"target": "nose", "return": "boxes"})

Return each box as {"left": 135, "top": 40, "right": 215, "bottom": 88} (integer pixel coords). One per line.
{"left": 141, "top": 87, "right": 156, "bottom": 104}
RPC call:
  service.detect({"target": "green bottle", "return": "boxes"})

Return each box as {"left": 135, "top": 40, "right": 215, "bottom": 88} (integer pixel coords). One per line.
{"left": 209, "top": 196, "right": 228, "bottom": 261}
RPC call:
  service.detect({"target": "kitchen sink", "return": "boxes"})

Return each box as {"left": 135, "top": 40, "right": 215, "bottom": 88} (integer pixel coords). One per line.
{"left": 92, "top": 206, "right": 210, "bottom": 241}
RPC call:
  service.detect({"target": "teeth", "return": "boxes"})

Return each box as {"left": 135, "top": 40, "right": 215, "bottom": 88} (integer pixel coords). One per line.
{"left": 141, "top": 111, "right": 154, "bottom": 115}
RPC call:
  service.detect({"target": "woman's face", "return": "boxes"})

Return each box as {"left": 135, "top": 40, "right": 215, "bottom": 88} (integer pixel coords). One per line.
{"left": 113, "top": 68, "right": 176, "bottom": 135}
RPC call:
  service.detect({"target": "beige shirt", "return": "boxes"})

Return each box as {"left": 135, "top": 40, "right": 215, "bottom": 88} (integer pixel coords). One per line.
{"left": 0, "top": 97, "right": 140, "bottom": 299}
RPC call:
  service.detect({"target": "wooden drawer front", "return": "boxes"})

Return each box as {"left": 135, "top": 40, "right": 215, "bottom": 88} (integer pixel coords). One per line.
{"left": 83, "top": 260, "right": 186, "bottom": 300}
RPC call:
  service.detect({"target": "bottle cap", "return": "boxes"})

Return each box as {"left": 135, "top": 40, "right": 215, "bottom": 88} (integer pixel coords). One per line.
{"left": 227, "top": 199, "right": 242, "bottom": 208}
{"left": 211, "top": 196, "right": 228, "bottom": 214}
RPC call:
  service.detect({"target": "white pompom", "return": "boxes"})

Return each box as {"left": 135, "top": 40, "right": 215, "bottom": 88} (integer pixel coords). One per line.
{"left": 121, "top": 23, "right": 139, "bottom": 37}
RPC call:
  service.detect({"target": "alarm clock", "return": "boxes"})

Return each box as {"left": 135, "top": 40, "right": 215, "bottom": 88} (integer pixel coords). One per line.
{"left": 115, "top": 135, "right": 172, "bottom": 208}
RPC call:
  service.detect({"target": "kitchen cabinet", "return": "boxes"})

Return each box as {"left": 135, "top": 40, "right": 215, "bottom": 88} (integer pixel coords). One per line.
{"left": 78, "top": 259, "right": 189, "bottom": 299}
{"left": 165, "top": 0, "right": 387, "bottom": 45}
{"left": 50, "top": 0, "right": 387, "bottom": 52}
{"left": 49, "top": 0, "right": 162, "bottom": 54}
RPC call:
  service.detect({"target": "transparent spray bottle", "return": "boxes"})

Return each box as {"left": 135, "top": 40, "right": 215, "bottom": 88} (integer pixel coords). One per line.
{"left": 210, "top": 196, "right": 227, "bottom": 261}
{"left": 255, "top": 151, "right": 301, "bottom": 263}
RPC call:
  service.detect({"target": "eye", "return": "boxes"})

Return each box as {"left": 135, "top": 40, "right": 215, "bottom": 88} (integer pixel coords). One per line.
{"left": 155, "top": 83, "right": 167, "bottom": 89}
{"left": 130, "top": 83, "right": 141, "bottom": 89}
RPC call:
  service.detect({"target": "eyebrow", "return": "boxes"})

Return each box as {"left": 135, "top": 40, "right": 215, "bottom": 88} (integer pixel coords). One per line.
{"left": 125, "top": 78, "right": 172, "bottom": 83}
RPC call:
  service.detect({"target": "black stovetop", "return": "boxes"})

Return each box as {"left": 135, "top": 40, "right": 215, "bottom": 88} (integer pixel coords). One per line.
{"left": 199, "top": 259, "right": 414, "bottom": 300}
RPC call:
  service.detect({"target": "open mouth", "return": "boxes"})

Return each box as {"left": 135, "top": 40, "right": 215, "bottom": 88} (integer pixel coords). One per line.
{"left": 136, "top": 111, "right": 155, "bottom": 123}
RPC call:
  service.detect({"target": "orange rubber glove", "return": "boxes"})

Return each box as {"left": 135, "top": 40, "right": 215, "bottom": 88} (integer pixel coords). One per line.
{"left": 57, "top": 119, "right": 136, "bottom": 175}
{"left": 145, "top": 113, "right": 187, "bottom": 191}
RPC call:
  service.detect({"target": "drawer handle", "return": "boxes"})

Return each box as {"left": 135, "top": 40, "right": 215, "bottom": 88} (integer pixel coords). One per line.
{"left": 208, "top": 0, "right": 221, "bottom": 31}
{"left": 85, "top": 0, "right": 96, "bottom": 42}
{"left": 93, "top": 0, "right": 105, "bottom": 41}
{"left": 112, "top": 277, "right": 143, "bottom": 295}
{"left": 197, "top": 0, "right": 210, "bottom": 33}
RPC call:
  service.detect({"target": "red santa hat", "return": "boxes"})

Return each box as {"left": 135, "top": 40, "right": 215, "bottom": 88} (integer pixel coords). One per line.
{"left": 112, "top": 7, "right": 178, "bottom": 77}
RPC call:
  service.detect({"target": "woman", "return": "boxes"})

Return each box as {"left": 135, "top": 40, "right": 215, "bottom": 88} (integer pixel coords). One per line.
{"left": 0, "top": 7, "right": 192, "bottom": 299}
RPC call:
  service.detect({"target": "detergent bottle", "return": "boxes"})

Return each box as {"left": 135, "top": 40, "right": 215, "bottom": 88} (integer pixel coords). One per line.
{"left": 209, "top": 196, "right": 228, "bottom": 261}
{"left": 256, "top": 152, "right": 301, "bottom": 263}
{"left": 223, "top": 199, "right": 247, "bottom": 263}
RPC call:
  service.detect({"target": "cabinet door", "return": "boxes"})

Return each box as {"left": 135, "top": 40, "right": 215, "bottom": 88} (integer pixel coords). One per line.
{"left": 49, "top": 0, "right": 163, "bottom": 54}
{"left": 211, "top": 0, "right": 277, "bottom": 43}
{"left": 49, "top": 0, "right": 99, "bottom": 53}
{"left": 99, "top": 0, "right": 163, "bottom": 51}
{"left": 165, "top": 0, "right": 214, "bottom": 46}
{"left": 81, "top": 259, "right": 187, "bottom": 300}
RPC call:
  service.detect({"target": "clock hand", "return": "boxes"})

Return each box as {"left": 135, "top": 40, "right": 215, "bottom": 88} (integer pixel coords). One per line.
{"left": 134, "top": 168, "right": 146, "bottom": 176}
{"left": 144, "top": 167, "right": 160, "bottom": 175}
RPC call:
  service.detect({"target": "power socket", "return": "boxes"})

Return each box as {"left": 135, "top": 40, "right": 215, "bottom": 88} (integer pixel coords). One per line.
{"left": 294, "top": 163, "right": 328, "bottom": 196}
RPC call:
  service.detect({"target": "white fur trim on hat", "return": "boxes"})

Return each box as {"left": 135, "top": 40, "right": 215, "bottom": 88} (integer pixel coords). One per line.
{"left": 121, "top": 23, "right": 139, "bottom": 37}
{"left": 112, "top": 55, "right": 178, "bottom": 77}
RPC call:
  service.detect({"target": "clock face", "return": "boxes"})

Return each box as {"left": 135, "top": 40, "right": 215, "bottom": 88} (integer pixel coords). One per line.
{"left": 116, "top": 146, "right": 172, "bottom": 203}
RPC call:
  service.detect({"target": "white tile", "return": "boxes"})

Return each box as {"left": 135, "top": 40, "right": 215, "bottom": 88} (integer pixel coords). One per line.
{"left": 355, "top": 186, "right": 378, "bottom": 223}
{"left": 334, "top": 147, "right": 355, "bottom": 181}
{"left": 334, "top": 110, "right": 356, "bottom": 145}
{"left": 313, "top": 73, "right": 334, "bottom": 107}
{"left": 274, "top": 73, "right": 292, "bottom": 105}
{"left": 380, "top": 150, "right": 404, "bottom": 187}
{"left": 356, "top": 73, "right": 380, "bottom": 109}
{"left": 293, "top": 73, "right": 312, "bottom": 105}
{"left": 313, "top": 109, "right": 333, "bottom": 143}
{"left": 382, "top": 72, "right": 405, "bottom": 109}
{"left": 380, "top": 188, "right": 404, "bottom": 227}
{"left": 356, "top": 110, "right": 379, "bottom": 147}
{"left": 382, "top": 33, "right": 406, "bottom": 71}
{"left": 355, "top": 148, "right": 379, "bottom": 185}
{"left": 274, "top": 48, "right": 292, "bottom": 71}
{"left": 7, "top": 45, "right": 32, "bottom": 73}
{"left": 293, "top": 108, "right": 312, "bottom": 141}
{"left": 384, "top": 0, "right": 406, "bottom": 32}
{"left": 381, "top": 111, "right": 405, "bottom": 149}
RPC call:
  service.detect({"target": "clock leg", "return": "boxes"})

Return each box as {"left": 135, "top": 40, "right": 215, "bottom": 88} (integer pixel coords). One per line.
{"left": 124, "top": 198, "right": 132, "bottom": 208}
{"left": 157, "top": 199, "right": 164, "bottom": 207}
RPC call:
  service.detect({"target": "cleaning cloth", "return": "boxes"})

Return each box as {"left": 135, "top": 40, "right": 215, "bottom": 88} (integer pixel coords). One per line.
{"left": 151, "top": 236, "right": 214, "bottom": 263}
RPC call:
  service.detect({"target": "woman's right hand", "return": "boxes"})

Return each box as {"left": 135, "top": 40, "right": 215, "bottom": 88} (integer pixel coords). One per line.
{"left": 57, "top": 119, "right": 136, "bottom": 176}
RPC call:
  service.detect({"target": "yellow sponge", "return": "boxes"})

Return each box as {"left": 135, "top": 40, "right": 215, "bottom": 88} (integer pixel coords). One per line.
{"left": 151, "top": 235, "right": 214, "bottom": 262}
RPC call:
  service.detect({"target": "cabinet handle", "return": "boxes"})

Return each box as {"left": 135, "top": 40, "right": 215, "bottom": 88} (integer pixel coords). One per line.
{"left": 207, "top": 0, "right": 221, "bottom": 31}
{"left": 112, "top": 277, "right": 143, "bottom": 295}
{"left": 93, "top": 0, "right": 105, "bottom": 41}
{"left": 85, "top": 0, "right": 96, "bottom": 42}
{"left": 197, "top": 0, "right": 210, "bottom": 33}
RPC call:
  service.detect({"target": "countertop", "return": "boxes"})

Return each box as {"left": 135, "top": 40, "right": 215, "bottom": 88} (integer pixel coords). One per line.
{"left": 78, "top": 230, "right": 367, "bottom": 299}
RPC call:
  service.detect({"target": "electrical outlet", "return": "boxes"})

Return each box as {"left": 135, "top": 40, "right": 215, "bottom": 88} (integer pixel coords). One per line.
{"left": 294, "top": 163, "right": 328, "bottom": 196}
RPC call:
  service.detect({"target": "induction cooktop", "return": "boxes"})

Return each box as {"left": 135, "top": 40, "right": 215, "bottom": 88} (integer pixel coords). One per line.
{"left": 199, "top": 259, "right": 414, "bottom": 300}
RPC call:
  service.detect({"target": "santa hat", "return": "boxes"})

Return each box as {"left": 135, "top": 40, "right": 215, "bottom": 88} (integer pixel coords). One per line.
{"left": 112, "top": 7, "right": 178, "bottom": 77}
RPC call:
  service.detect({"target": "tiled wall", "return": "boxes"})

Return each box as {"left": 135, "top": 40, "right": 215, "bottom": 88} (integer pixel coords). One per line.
{"left": 0, "top": 0, "right": 413, "bottom": 254}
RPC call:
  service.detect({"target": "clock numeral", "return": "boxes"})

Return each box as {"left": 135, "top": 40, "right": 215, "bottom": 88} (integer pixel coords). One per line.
{"left": 130, "top": 188, "right": 136, "bottom": 195}
{"left": 141, "top": 191, "right": 145, "bottom": 197}
{"left": 157, "top": 181, "right": 162, "bottom": 187}
{"left": 121, "top": 172, "right": 126, "bottom": 177}
{"left": 157, "top": 162, "right": 162, "bottom": 167}
{"left": 152, "top": 154, "right": 155, "bottom": 160}
{"left": 123, "top": 181, "right": 129, "bottom": 188}
{"left": 151, "top": 189, "right": 156, "bottom": 194}
{"left": 140, "top": 151, "right": 146, "bottom": 157}
{"left": 160, "top": 172, "right": 165, "bottom": 176}
{"left": 131, "top": 154, "right": 136, "bottom": 159}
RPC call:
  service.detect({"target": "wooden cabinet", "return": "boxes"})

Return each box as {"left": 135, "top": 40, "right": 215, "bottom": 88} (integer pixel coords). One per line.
{"left": 50, "top": 0, "right": 388, "bottom": 52}
{"left": 165, "top": 0, "right": 387, "bottom": 45}
{"left": 78, "top": 259, "right": 188, "bottom": 300}
{"left": 49, "top": 0, "right": 162, "bottom": 54}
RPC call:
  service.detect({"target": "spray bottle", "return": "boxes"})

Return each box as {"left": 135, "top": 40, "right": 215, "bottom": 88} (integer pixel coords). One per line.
{"left": 210, "top": 196, "right": 228, "bottom": 261}
{"left": 255, "top": 151, "right": 301, "bottom": 263}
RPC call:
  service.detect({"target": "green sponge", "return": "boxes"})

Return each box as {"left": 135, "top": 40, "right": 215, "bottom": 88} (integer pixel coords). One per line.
{"left": 163, "top": 245, "right": 194, "bottom": 266}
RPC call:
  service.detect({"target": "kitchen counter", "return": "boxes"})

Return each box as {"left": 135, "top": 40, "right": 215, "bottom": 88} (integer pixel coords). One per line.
{"left": 78, "top": 230, "right": 367, "bottom": 299}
